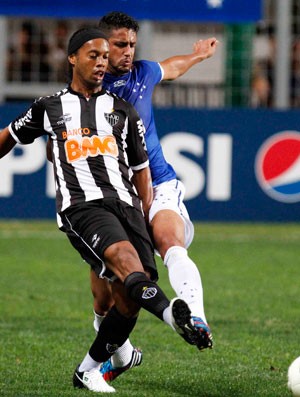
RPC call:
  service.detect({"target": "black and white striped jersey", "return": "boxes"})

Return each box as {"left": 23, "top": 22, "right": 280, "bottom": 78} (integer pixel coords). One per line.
{"left": 9, "top": 86, "right": 149, "bottom": 213}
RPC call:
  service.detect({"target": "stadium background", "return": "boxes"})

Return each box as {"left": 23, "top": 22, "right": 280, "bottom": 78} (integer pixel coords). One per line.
{"left": 0, "top": 0, "right": 299, "bottom": 221}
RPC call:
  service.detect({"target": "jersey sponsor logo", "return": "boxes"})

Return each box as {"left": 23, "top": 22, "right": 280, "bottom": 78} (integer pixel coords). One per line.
{"left": 62, "top": 128, "right": 91, "bottom": 140}
{"left": 65, "top": 135, "right": 119, "bottom": 163}
{"left": 14, "top": 108, "right": 32, "bottom": 130}
{"left": 255, "top": 131, "right": 300, "bottom": 203}
{"left": 104, "top": 112, "right": 119, "bottom": 127}
{"left": 141, "top": 286, "right": 157, "bottom": 299}
{"left": 136, "top": 120, "right": 146, "bottom": 149}
{"left": 113, "top": 80, "right": 126, "bottom": 88}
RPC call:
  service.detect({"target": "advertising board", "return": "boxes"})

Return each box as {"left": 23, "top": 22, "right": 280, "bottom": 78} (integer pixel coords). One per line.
{"left": 0, "top": 105, "right": 299, "bottom": 221}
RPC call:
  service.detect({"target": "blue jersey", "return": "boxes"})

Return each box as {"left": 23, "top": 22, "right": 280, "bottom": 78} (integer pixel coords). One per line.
{"left": 103, "top": 60, "right": 177, "bottom": 186}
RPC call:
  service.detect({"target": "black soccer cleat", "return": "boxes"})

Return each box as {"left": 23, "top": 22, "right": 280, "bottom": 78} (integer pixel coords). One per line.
{"left": 170, "top": 298, "right": 213, "bottom": 351}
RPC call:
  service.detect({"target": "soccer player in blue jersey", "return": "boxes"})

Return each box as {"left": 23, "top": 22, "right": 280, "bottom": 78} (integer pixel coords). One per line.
{"left": 86, "top": 12, "right": 218, "bottom": 382}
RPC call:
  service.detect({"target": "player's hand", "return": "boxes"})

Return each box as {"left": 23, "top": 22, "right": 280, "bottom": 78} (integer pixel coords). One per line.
{"left": 193, "top": 37, "right": 219, "bottom": 60}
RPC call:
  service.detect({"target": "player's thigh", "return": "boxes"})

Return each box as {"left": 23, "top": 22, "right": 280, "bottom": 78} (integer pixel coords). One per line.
{"left": 151, "top": 208, "right": 185, "bottom": 247}
{"left": 121, "top": 204, "right": 158, "bottom": 281}
{"left": 149, "top": 180, "right": 194, "bottom": 249}
{"left": 61, "top": 200, "right": 131, "bottom": 279}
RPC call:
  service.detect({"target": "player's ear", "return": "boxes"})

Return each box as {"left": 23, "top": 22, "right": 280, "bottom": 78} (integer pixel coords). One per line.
{"left": 68, "top": 54, "right": 76, "bottom": 66}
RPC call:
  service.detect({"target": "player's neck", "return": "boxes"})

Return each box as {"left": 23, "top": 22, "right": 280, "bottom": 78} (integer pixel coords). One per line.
{"left": 70, "top": 81, "right": 102, "bottom": 99}
{"left": 107, "top": 64, "right": 131, "bottom": 77}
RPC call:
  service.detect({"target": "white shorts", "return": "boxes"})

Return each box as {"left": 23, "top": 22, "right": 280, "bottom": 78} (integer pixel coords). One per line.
{"left": 149, "top": 179, "right": 194, "bottom": 249}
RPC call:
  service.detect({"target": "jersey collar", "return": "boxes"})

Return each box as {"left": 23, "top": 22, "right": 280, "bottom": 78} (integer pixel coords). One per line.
{"left": 67, "top": 84, "right": 106, "bottom": 98}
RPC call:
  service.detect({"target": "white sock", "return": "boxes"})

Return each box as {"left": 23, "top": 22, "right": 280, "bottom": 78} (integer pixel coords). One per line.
{"left": 162, "top": 305, "right": 174, "bottom": 329}
{"left": 79, "top": 353, "right": 101, "bottom": 372}
{"left": 93, "top": 310, "right": 104, "bottom": 332}
{"left": 111, "top": 339, "right": 134, "bottom": 368}
{"left": 164, "top": 246, "right": 207, "bottom": 323}
{"left": 93, "top": 310, "right": 134, "bottom": 368}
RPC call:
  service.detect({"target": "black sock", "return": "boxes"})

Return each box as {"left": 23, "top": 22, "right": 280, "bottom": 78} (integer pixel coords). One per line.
{"left": 124, "top": 272, "right": 170, "bottom": 321}
{"left": 89, "top": 305, "right": 137, "bottom": 363}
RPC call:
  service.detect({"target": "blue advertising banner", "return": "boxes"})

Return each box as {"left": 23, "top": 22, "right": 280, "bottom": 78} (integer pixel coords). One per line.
{"left": 0, "top": 104, "right": 299, "bottom": 221}
{"left": 0, "top": 0, "right": 262, "bottom": 23}
{"left": 155, "top": 108, "right": 300, "bottom": 222}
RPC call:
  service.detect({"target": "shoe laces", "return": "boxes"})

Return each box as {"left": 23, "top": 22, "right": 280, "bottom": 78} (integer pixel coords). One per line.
{"left": 192, "top": 317, "right": 211, "bottom": 334}
{"left": 84, "top": 368, "right": 115, "bottom": 392}
{"left": 100, "top": 359, "right": 114, "bottom": 375}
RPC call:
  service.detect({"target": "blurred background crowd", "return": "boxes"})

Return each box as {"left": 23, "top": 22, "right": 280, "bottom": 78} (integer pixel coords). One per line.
{"left": 1, "top": 0, "right": 300, "bottom": 109}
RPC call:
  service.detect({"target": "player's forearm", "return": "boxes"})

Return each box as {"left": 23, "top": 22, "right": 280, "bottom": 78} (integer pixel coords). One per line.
{"left": 132, "top": 167, "right": 153, "bottom": 221}
{"left": 161, "top": 37, "right": 218, "bottom": 81}
{"left": 0, "top": 127, "right": 17, "bottom": 158}
{"left": 161, "top": 54, "right": 204, "bottom": 80}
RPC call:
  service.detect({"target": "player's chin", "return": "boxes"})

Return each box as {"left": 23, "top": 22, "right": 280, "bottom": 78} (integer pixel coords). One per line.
{"left": 87, "top": 79, "right": 103, "bottom": 91}
{"left": 119, "top": 65, "right": 131, "bottom": 73}
{"left": 91, "top": 76, "right": 104, "bottom": 85}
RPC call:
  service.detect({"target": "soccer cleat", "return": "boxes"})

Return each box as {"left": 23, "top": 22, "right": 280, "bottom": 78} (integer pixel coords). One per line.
{"left": 100, "top": 347, "right": 143, "bottom": 382}
{"left": 170, "top": 298, "right": 213, "bottom": 350}
{"left": 191, "top": 316, "right": 213, "bottom": 351}
{"left": 73, "top": 365, "right": 116, "bottom": 393}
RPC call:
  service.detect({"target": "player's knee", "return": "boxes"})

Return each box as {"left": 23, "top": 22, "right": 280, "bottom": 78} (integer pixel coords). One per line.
{"left": 93, "top": 296, "right": 114, "bottom": 315}
{"left": 114, "top": 299, "right": 140, "bottom": 318}
{"left": 151, "top": 217, "right": 185, "bottom": 258}
{"left": 106, "top": 242, "right": 143, "bottom": 279}
{"left": 155, "top": 234, "right": 184, "bottom": 259}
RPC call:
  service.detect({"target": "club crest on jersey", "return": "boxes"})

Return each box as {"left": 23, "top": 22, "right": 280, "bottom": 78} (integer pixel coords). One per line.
{"left": 104, "top": 112, "right": 119, "bottom": 127}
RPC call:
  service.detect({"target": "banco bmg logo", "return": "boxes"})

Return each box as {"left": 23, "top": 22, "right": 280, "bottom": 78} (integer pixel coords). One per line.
{"left": 255, "top": 131, "right": 300, "bottom": 203}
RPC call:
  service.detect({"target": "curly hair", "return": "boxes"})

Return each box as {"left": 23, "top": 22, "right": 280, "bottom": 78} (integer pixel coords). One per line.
{"left": 98, "top": 11, "right": 139, "bottom": 35}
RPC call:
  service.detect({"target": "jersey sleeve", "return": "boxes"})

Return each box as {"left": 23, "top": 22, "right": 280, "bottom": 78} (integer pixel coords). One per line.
{"left": 8, "top": 99, "right": 46, "bottom": 144}
{"left": 138, "top": 60, "right": 163, "bottom": 85}
{"left": 125, "top": 104, "right": 149, "bottom": 171}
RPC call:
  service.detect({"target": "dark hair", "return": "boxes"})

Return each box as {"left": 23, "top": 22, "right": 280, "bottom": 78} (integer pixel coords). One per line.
{"left": 67, "top": 27, "right": 108, "bottom": 55}
{"left": 98, "top": 11, "right": 139, "bottom": 35}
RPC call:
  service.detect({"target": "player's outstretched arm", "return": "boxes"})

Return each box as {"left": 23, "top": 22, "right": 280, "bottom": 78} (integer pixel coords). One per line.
{"left": 160, "top": 37, "right": 219, "bottom": 81}
{"left": 0, "top": 127, "right": 17, "bottom": 158}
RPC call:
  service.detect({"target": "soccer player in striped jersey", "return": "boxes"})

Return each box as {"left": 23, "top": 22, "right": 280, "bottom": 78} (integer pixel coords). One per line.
{"left": 90, "top": 12, "right": 218, "bottom": 380}
{"left": 0, "top": 27, "right": 210, "bottom": 393}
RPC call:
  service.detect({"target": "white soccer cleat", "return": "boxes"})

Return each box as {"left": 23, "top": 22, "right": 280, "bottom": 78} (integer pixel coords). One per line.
{"left": 73, "top": 365, "right": 116, "bottom": 393}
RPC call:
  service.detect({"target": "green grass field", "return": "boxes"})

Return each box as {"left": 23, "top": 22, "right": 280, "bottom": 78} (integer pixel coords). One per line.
{"left": 0, "top": 221, "right": 299, "bottom": 397}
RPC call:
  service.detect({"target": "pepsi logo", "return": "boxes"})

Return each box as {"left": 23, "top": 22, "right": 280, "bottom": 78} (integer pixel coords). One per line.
{"left": 255, "top": 131, "right": 300, "bottom": 203}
